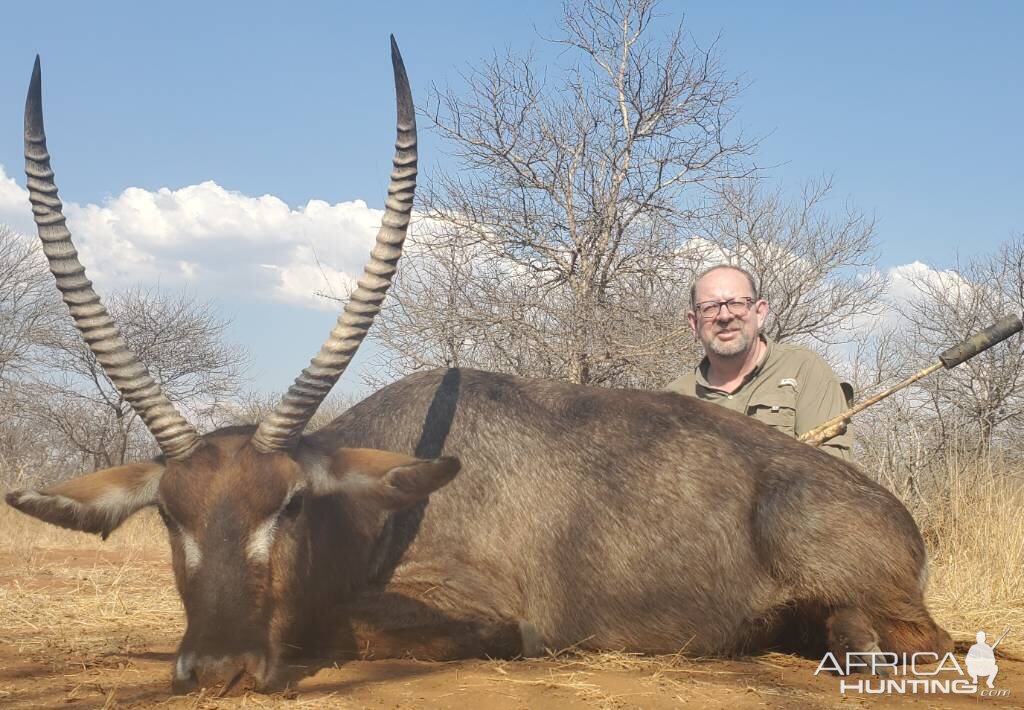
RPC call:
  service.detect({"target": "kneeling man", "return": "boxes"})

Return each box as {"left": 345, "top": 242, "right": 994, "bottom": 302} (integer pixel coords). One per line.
{"left": 667, "top": 265, "right": 854, "bottom": 461}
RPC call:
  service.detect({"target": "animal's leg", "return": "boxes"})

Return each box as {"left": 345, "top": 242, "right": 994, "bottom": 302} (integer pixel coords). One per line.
{"left": 753, "top": 468, "right": 952, "bottom": 660}
{"left": 339, "top": 589, "right": 531, "bottom": 661}
{"left": 349, "top": 615, "right": 525, "bottom": 660}
{"left": 871, "top": 595, "right": 953, "bottom": 656}
{"left": 826, "top": 607, "right": 887, "bottom": 675}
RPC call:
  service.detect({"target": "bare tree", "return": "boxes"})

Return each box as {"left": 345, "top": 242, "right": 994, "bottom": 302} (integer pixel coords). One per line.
{"left": 370, "top": 0, "right": 752, "bottom": 388}
{"left": 830, "top": 235, "right": 1024, "bottom": 489}
{"left": 27, "top": 287, "right": 249, "bottom": 468}
{"left": 213, "top": 389, "right": 359, "bottom": 432}
{"left": 0, "top": 225, "right": 60, "bottom": 400}
{"left": 842, "top": 324, "right": 945, "bottom": 492}
{"left": 895, "top": 238, "right": 1024, "bottom": 457}
{"left": 0, "top": 226, "right": 65, "bottom": 482}
{"left": 704, "top": 176, "right": 886, "bottom": 348}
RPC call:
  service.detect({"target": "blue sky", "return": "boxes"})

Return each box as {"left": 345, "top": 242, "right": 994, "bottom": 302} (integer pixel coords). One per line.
{"left": 1, "top": 1, "right": 1021, "bottom": 395}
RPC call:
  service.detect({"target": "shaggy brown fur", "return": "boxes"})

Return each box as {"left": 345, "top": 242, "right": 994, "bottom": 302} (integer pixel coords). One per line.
{"left": 8, "top": 368, "right": 952, "bottom": 692}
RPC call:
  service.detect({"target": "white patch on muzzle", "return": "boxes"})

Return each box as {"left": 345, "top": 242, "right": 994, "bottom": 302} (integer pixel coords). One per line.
{"left": 175, "top": 651, "right": 195, "bottom": 680}
{"left": 246, "top": 517, "right": 278, "bottom": 564}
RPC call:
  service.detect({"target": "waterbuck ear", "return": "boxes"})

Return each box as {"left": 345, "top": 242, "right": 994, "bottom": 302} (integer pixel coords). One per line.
{"left": 5, "top": 462, "right": 165, "bottom": 539}
{"left": 308, "top": 448, "right": 460, "bottom": 510}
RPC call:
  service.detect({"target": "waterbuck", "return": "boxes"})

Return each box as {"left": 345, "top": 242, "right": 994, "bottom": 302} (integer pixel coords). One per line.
{"left": 7, "top": 40, "right": 951, "bottom": 695}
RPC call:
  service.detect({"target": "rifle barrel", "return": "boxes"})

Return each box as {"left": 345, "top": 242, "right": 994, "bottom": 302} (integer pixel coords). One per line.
{"left": 798, "top": 314, "right": 1023, "bottom": 447}
{"left": 990, "top": 625, "right": 1011, "bottom": 651}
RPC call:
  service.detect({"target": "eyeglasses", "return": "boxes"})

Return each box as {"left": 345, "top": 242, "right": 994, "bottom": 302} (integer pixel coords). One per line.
{"left": 693, "top": 297, "right": 756, "bottom": 319}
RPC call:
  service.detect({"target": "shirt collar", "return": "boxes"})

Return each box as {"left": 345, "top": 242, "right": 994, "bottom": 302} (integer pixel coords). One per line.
{"left": 695, "top": 335, "right": 775, "bottom": 392}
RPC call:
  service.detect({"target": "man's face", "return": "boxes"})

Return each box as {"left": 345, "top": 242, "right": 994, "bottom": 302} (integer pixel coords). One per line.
{"left": 688, "top": 268, "right": 769, "bottom": 358}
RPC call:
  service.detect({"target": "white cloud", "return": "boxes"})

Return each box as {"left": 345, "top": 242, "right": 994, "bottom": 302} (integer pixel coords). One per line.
{"left": 0, "top": 160, "right": 978, "bottom": 330}
{"left": 887, "top": 260, "right": 966, "bottom": 304}
{"left": 0, "top": 165, "right": 35, "bottom": 235}
{"left": 0, "top": 164, "right": 390, "bottom": 310}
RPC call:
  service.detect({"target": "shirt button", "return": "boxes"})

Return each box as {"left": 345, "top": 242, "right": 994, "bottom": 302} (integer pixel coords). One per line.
{"left": 727, "top": 395, "right": 733, "bottom": 399}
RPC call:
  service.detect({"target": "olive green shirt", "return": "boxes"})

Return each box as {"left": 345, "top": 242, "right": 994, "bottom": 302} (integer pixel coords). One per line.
{"left": 666, "top": 337, "right": 855, "bottom": 461}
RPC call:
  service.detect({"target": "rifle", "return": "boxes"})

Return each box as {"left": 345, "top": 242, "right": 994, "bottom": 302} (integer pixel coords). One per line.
{"left": 990, "top": 626, "right": 1011, "bottom": 651}
{"left": 799, "top": 315, "right": 1024, "bottom": 447}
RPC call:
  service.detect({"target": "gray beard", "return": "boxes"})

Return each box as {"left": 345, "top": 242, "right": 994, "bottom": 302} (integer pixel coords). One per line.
{"left": 706, "top": 329, "right": 752, "bottom": 358}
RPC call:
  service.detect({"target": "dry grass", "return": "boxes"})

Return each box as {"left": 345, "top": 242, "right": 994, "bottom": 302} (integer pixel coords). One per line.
{"left": 0, "top": 494, "right": 168, "bottom": 551}
{"left": 909, "top": 461, "right": 1024, "bottom": 650}
{"left": 1, "top": 456, "right": 1021, "bottom": 707}
{"left": 0, "top": 504, "right": 180, "bottom": 666}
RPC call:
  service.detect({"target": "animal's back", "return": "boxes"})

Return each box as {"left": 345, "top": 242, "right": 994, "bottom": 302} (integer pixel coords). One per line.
{"left": 313, "top": 368, "right": 927, "bottom": 654}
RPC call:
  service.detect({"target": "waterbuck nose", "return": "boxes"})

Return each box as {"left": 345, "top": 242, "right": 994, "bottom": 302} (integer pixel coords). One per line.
{"left": 173, "top": 651, "right": 270, "bottom": 695}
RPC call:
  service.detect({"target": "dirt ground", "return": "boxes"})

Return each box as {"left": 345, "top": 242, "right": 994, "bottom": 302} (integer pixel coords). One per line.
{"left": 1, "top": 526, "right": 1021, "bottom": 709}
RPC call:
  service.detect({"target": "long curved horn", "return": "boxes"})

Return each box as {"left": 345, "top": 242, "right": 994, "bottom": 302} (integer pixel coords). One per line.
{"left": 25, "top": 57, "right": 201, "bottom": 460}
{"left": 251, "top": 37, "right": 417, "bottom": 453}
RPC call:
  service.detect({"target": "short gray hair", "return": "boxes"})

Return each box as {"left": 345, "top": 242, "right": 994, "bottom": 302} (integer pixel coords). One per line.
{"left": 689, "top": 265, "right": 759, "bottom": 307}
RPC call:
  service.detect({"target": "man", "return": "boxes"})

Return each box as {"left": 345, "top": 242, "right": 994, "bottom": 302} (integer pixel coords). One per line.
{"left": 666, "top": 265, "right": 855, "bottom": 461}
{"left": 965, "top": 630, "right": 999, "bottom": 689}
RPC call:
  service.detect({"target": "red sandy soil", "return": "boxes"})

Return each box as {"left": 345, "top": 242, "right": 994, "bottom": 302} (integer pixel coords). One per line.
{"left": 1, "top": 547, "right": 1021, "bottom": 709}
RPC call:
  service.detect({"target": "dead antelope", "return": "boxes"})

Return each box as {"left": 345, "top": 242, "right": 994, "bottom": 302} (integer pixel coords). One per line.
{"left": 7, "top": 39, "right": 951, "bottom": 695}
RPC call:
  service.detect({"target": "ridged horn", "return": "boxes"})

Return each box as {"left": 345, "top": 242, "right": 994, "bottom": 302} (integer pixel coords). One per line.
{"left": 25, "top": 57, "right": 201, "bottom": 460}
{"left": 251, "top": 37, "right": 417, "bottom": 453}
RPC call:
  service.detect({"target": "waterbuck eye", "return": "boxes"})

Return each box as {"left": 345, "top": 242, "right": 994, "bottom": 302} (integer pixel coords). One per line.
{"left": 281, "top": 493, "right": 304, "bottom": 518}
{"left": 157, "top": 505, "right": 173, "bottom": 528}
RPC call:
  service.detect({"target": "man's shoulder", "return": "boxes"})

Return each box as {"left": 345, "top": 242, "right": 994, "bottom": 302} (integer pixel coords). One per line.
{"left": 764, "top": 339, "right": 853, "bottom": 405}
{"left": 769, "top": 340, "right": 838, "bottom": 377}
{"left": 665, "top": 368, "right": 698, "bottom": 395}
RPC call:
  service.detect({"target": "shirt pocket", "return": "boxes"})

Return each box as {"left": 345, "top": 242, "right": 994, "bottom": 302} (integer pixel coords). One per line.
{"left": 746, "top": 391, "right": 797, "bottom": 436}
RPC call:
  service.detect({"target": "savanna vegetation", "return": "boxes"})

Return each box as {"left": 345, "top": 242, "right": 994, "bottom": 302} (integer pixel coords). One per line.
{"left": 1, "top": 0, "right": 1020, "bottom": 706}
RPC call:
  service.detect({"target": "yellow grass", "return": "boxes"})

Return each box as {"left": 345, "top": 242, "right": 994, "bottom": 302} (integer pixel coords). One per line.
{"left": 911, "top": 461, "right": 1024, "bottom": 650}
{"left": 0, "top": 504, "right": 180, "bottom": 661}
{"left": 0, "top": 456, "right": 1021, "bottom": 707}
